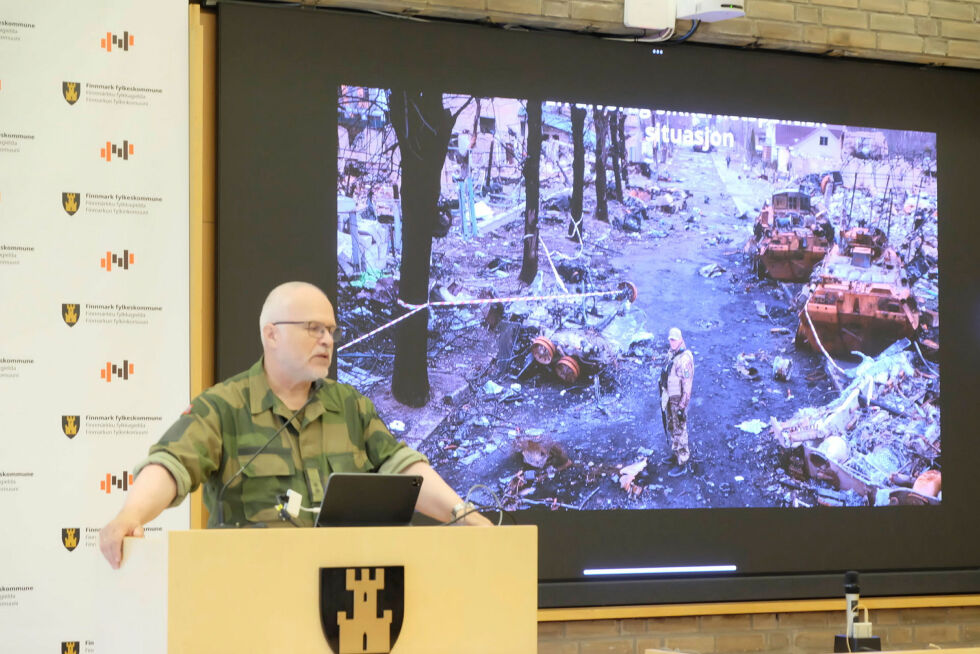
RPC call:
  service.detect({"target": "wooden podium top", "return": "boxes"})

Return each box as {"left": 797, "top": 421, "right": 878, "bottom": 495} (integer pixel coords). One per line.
{"left": 165, "top": 526, "right": 537, "bottom": 654}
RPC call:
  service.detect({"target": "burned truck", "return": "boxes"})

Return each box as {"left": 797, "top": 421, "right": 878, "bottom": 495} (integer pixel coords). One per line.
{"left": 795, "top": 226, "right": 934, "bottom": 357}
{"left": 751, "top": 189, "right": 835, "bottom": 283}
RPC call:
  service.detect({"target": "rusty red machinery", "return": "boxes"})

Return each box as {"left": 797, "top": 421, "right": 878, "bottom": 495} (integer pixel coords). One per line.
{"left": 531, "top": 335, "right": 589, "bottom": 384}
{"left": 751, "top": 189, "right": 835, "bottom": 283}
{"left": 527, "top": 281, "right": 638, "bottom": 385}
{"left": 795, "top": 226, "right": 935, "bottom": 356}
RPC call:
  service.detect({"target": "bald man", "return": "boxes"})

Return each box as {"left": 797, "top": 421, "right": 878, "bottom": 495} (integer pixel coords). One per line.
{"left": 100, "top": 282, "right": 490, "bottom": 568}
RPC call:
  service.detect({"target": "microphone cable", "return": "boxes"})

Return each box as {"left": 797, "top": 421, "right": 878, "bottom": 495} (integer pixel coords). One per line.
{"left": 215, "top": 378, "right": 324, "bottom": 527}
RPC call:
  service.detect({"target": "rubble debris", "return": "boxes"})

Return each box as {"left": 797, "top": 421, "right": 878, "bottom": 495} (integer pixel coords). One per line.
{"left": 772, "top": 344, "right": 940, "bottom": 507}
{"left": 618, "top": 459, "right": 648, "bottom": 495}
{"left": 483, "top": 380, "right": 504, "bottom": 395}
{"left": 736, "top": 419, "right": 768, "bottom": 435}
{"left": 734, "top": 353, "right": 761, "bottom": 380}
{"left": 699, "top": 263, "right": 725, "bottom": 278}
{"left": 443, "top": 381, "right": 471, "bottom": 406}
{"left": 494, "top": 320, "right": 520, "bottom": 373}
{"left": 772, "top": 356, "right": 793, "bottom": 381}
{"left": 513, "top": 436, "right": 571, "bottom": 470}
{"left": 337, "top": 363, "right": 385, "bottom": 388}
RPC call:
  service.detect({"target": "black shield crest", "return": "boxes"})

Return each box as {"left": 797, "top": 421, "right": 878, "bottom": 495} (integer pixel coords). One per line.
{"left": 62, "top": 415, "right": 80, "bottom": 438}
{"left": 63, "top": 81, "right": 80, "bottom": 105}
{"left": 62, "top": 528, "right": 80, "bottom": 552}
{"left": 62, "top": 192, "right": 80, "bottom": 215}
{"left": 319, "top": 566, "right": 404, "bottom": 654}
{"left": 62, "top": 303, "right": 80, "bottom": 326}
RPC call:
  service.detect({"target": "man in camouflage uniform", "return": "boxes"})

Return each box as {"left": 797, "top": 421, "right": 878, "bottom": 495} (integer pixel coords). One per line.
{"left": 100, "top": 281, "right": 490, "bottom": 568}
{"left": 659, "top": 327, "right": 695, "bottom": 477}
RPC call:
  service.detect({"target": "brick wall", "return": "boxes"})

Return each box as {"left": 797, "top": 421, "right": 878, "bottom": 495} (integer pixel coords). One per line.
{"left": 539, "top": 606, "right": 980, "bottom": 653}
{"left": 302, "top": 0, "right": 980, "bottom": 69}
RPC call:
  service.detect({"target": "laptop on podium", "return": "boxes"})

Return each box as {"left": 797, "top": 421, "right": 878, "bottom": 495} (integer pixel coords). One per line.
{"left": 315, "top": 472, "right": 423, "bottom": 527}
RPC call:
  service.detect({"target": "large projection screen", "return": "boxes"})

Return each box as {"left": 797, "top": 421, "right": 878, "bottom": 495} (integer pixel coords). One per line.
{"left": 216, "top": 3, "right": 980, "bottom": 606}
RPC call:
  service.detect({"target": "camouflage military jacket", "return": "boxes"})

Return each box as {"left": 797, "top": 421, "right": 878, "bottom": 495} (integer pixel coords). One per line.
{"left": 134, "top": 359, "right": 427, "bottom": 527}
{"left": 665, "top": 348, "right": 694, "bottom": 399}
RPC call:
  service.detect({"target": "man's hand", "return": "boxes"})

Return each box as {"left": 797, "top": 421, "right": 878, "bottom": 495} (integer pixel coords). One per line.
{"left": 99, "top": 512, "right": 145, "bottom": 570}
{"left": 459, "top": 506, "right": 494, "bottom": 527}
{"left": 98, "top": 463, "right": 177, "bottom": 569}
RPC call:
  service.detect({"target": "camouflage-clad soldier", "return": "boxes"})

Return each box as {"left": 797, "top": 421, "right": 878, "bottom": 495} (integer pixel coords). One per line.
{"left": 139, "top": 360, "right": 425, "bottom": 528}
{"left": 659, "top": 327, "right": 694, "bottom": 477}
{"left": 100, "top": 282, "right": 491, "bottom": 569}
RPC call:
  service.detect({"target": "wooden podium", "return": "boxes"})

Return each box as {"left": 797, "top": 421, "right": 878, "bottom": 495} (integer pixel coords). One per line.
{"left": 119, "top": 526, "right": 537, "bottom": 654}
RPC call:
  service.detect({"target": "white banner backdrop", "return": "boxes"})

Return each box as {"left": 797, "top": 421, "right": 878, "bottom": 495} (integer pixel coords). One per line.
{"left": 0, "top": 1, "right": 189, "bottom": 652}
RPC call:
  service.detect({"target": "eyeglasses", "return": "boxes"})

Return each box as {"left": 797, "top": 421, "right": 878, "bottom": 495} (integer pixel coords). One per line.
{"left": 272, "top": 321, "right": 342, "bottom": 341}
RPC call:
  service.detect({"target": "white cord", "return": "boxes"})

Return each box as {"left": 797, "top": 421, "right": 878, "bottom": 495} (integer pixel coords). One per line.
{"left": 536, "top": 233, "right": 571, "bottom": 293}
{"left": 604, "top": 28, "right": 675, "bottom": 43}
{"left": 449, "top": 483, "right": 505, "bottom": 526}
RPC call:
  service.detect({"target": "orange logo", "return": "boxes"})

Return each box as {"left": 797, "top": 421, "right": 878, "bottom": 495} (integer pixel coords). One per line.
{"left": 100, "top": 471, "right": 134, "bottom": 493}
{"left": 100, "top": 140, "right": 134, "bottom": 162}
{"left": 100, "top": 249, "right": 134, "bottom": 271}
{"left": 100, "top": 360, "right": 134, "bottom": 382}
{"left": 100, "top": 31, "right": 134, "bottom": 52}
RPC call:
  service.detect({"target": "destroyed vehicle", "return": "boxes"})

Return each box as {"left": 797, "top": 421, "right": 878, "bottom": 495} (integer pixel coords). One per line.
{"left": 519, "top": 282, "right": 643, "bottom": 385}
{"left": 771, "top": 346, "right": 941, "bottom": 507}
{"left": 751, "top": 189, "right": 835, "bottom": 282}
{"left": 795, "top": 227, "right": 934, "bottom": 357}
{"left": 798, "top": 171, "right": 843, "bottom": 196}
{"left": 530, "top": 331, "right": 614, "bottom": 385}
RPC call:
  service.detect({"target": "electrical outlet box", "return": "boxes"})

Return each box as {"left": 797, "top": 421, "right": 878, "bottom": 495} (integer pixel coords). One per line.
{"left": 624, "top": 0, "right": 677, "bottom": 31}
{"left": 675, "top": 0, "right": 745, "bottom": 21}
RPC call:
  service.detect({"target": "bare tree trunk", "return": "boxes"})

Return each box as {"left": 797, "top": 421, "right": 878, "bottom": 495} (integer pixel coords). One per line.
{"left": 569, "top": 106, "right": 586, "bottom": 239}
{"left": 610, "top": 110, "right": 624, "bottom": 203}
{"left": 484, "top": 130, "right": 495, "bottom": 193}
{"left": 520, "top": 100, "right": 542, "bottom": 285}
{"left": 387, "top": 89, "right": 454, "bottom": 407}
{"left": 593, "top": 107, "right": 609, "bottom": 223}
{"left": 471, "top": 98, "right": 482, "bottom": 193}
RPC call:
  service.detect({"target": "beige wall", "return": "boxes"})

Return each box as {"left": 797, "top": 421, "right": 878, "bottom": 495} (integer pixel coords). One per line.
{"left": 292, "top": 0, "right": 980, "bottom": 69}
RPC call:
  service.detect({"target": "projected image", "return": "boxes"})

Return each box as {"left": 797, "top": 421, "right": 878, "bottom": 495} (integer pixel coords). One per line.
{"left": 336, "top": 85, "right": 941, "bottom": 511}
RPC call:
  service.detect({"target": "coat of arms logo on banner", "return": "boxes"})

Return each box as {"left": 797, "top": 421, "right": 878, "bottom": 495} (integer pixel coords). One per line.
{"left": 62, "top": 415, "right": 80, "bottom": 438}
{"left": 62, "top": 528, "right": 80, "bottom": 551}
{"left": 62, "top": 81, "right": 80, "bottom": 105}
{"left": 62, "top": 303, "right": 80, "bottom": 326}
{"left": 62, "top": 192, "right": 80, "bottom": 215}
{"left": 319, "top": 567, "right": 405, "bottom": 654}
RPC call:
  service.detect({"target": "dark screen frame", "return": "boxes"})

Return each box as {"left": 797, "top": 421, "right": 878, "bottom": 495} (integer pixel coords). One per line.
{"left": 216, "top": 2, "right": 980, "bottom": 606}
